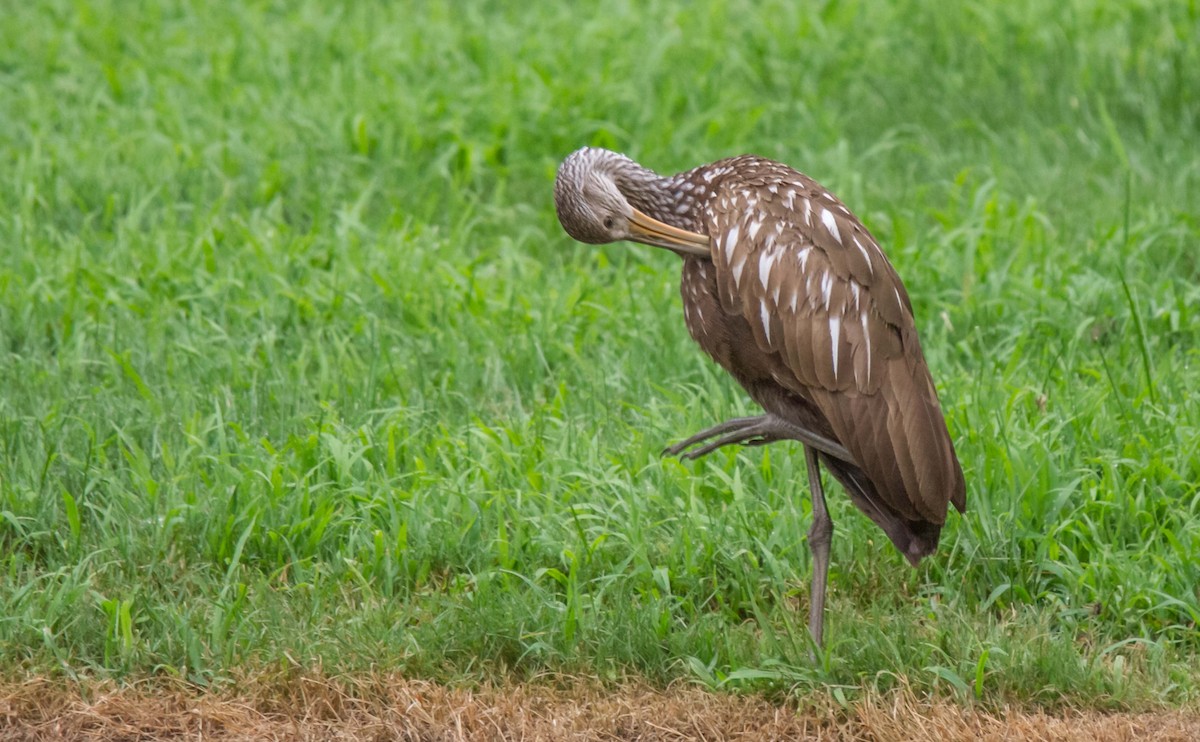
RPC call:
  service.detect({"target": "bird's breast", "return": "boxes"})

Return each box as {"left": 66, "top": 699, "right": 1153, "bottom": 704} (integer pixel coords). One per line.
{"left": 681, "top": 257, "right": 794, "bottom": 396}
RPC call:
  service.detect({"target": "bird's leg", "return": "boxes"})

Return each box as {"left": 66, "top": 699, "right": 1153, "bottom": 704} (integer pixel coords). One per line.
{"left": 664, "top": 414, "right": 854, "bottom": 464}
{"left": 661, "top": 416, "right": 770, "bottom": 459}
{"left": 805, "top": 445, "right": 833, "bottom": 653}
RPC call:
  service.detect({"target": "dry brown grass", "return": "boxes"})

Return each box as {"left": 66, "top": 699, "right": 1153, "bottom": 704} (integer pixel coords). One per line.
{"left": 1, "top": 674, "right": 1197, "bottom": 742}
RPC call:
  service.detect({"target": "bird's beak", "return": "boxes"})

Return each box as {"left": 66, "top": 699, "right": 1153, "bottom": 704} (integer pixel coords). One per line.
{"left": 628, "top": 208, "right": 710, "bottom": 258}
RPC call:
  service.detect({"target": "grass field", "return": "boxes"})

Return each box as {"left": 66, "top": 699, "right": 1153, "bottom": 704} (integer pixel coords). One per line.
{"left": 2, "top": 0, "right": 1199, "bottom": 720}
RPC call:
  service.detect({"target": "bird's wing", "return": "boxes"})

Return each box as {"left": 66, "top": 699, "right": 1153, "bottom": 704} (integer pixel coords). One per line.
{"left": 705, "top": 171, "right": 965, "bottom": 522}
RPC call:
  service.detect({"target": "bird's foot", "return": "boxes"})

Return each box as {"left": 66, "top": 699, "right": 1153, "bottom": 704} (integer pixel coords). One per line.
{"left": 663, "top": 414, "right": 855, "bottom": 464}
{"left": 662, "top": 416, "right": 774, "bottom": 460}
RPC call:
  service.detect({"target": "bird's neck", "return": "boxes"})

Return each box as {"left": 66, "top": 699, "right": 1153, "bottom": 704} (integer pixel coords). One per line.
{"left": 613, "top": 162, "right": 705, "bottom": 234}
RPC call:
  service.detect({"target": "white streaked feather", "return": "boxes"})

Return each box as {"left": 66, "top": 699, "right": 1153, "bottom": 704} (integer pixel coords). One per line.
{"left": 830, "top": 315, "right": 841, "bottom": 380}
{"left": 820, "top": 208, "right": 842, "bottom": 244}
{"left": 758, "top": 250, "right": 775, "bottom": 290}
{"left": 724, "top": 224, "right": 740, "bottom": 258}
{"left": 782, "top": 189, "right": 795, "bottom": 211}
{"left": 747, "top": 216, "right": 763, "bottom": 241}
{"left": 861, "top": 310, "right": 872, "bottom": 387}
{"left": 796, "top": 246, "right": 811, "bottom": 272}
{"left": 852, "top": 234, "right": 874, "bottom": 276}
{"left": 732, "top": 253, "right": 748, "bottom": 286}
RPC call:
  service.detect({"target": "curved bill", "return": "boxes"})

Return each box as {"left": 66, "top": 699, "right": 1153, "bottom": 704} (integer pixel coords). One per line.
{"left": 628, "top": 208, "right": 710, "bottom": 257}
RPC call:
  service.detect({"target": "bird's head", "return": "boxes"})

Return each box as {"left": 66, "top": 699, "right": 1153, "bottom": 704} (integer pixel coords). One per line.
{"left": 554, "top": 147, "right": 710, "bottom": 257}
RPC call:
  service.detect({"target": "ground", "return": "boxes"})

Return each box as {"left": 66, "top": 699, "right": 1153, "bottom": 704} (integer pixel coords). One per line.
{"left": 3, "top": 678, "right": 1199, "bottom": 741}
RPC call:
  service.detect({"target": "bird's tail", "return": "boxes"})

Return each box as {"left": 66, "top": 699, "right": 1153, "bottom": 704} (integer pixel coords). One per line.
{"left": 818, "top": 453, "right": 945, "bottom": 567}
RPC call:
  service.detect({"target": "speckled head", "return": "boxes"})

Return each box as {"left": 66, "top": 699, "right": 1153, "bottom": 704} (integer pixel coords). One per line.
{"left": 553, "top": 147, "right": 711, "bottom": 256}
{"left": 553, "top": 148, "right": 637, "bottom": 244}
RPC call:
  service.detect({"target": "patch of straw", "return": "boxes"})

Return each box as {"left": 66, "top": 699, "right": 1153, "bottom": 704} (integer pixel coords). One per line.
{"left": 1, "top": 674, "right": 1197, "bottom": 741}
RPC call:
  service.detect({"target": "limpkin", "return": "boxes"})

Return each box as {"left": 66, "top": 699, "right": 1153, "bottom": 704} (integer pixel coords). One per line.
{"left": 553, "top": 147, "right": 966, "bottom": 647}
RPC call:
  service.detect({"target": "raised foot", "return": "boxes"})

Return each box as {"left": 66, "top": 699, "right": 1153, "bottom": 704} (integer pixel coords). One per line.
{"left": 663, "top": 414, "right": 854, "bottom": 464}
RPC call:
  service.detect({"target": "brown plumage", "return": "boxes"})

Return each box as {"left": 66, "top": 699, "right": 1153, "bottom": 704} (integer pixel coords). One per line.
{"left": 553, "top": 147, "right": 966, "bottom": 648}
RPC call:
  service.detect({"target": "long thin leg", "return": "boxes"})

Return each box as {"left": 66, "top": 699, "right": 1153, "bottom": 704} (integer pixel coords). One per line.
{"left": 805, "top": 445, "right": 833, "bottom": 651}
{"left": 664, "top": 415, "right": 854, "bottom": 464}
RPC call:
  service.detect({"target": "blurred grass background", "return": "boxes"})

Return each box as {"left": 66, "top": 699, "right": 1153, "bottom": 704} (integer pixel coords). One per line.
{"left": 1, "top": 0, "right": 1198, "bottom": 706}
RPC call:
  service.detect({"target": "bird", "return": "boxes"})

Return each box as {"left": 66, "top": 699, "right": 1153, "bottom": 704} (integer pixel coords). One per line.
{"left": 553, "top": 147, "right": 966, "bottom": 648}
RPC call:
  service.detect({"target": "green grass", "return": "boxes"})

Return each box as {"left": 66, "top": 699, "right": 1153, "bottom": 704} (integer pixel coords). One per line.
{"left": 2, "top": 0, "right": 1199, "bottom": 708}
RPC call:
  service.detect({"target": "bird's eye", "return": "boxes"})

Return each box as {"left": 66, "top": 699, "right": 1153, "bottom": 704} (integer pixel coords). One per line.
{"left": 603, "top": 217, "right": 615, "bottom": 229}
